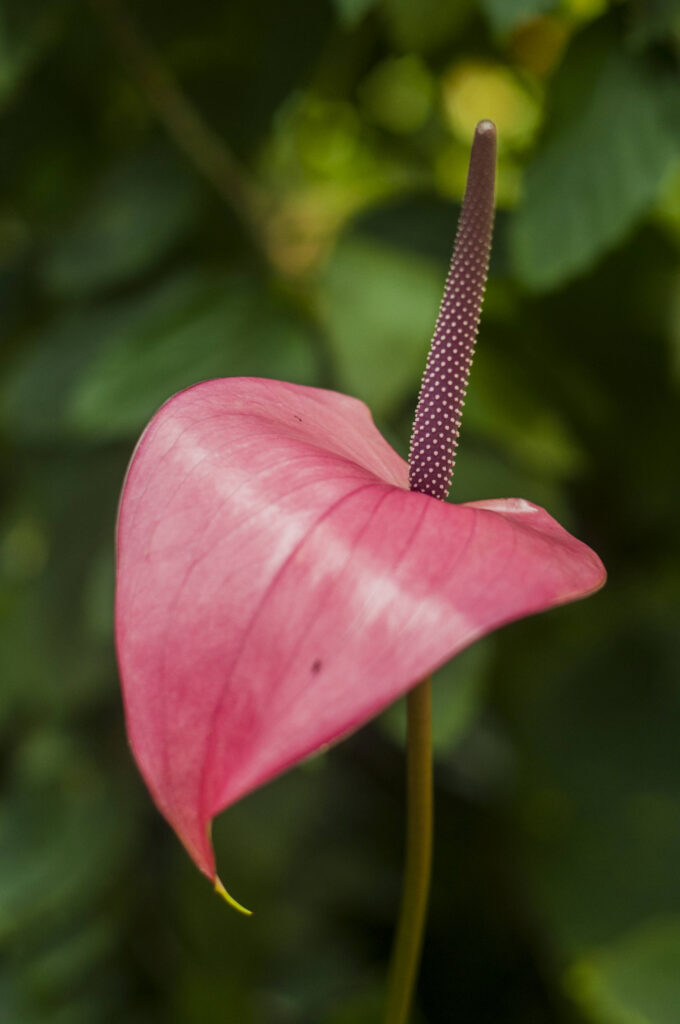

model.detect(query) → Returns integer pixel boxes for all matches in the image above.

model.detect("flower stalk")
[385,120,498,1022]
[384,678,433,1024]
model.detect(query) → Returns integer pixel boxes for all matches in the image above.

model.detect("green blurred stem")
[88,0,267,253]
[384,678,433,1024]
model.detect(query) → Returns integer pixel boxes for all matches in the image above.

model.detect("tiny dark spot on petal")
[311,659,322,674]
[294,415,303,422]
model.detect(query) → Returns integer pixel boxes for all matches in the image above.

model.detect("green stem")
[384,678,434,1024]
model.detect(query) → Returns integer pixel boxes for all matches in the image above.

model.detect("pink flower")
[115,122,605,909]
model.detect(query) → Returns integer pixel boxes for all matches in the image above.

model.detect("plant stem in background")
[384,677,433,1024]
[88,0,268,255]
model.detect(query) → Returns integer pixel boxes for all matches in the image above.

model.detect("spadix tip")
[475,119,496,139]
[214,876,253,916]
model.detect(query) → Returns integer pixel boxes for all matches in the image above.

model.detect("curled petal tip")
[214,877,253,916]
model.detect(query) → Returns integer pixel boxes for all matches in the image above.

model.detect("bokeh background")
[1,0,679,1021]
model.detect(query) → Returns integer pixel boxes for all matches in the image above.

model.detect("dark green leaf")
[479,0,560,35]
[381,0,473,51]
[569,919,680,1024]
[464,347,585,477]
[3,270,317,442]
[0,2,64,109]
[628,0,680,44]
[40,152,201,297]
[332,0,380,27]
[511,46,679,290]
[320,236,443,418]
[67,274,317,439]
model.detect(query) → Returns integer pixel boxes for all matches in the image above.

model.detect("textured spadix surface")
[116,376,605,880]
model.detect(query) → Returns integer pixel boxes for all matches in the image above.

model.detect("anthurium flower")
[115,122,605,908]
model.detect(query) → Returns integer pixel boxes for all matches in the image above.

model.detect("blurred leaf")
[82,548,115,643]
[40,151,202,297]
[464,347,585,478]
[514,600,680,954]
[2,319,116,444]
[205,767,356,1023]
[325,985,384,1023]
[628,0,680,43]
[381,0,473,52]
[0,731,140,1019]
[3,269,317,442]
[13,919,114,1010]
[359,56,434,135]
[479,0,560,35]
[319,236,443,418]
[451,444,571,525]
[671,270,680,382]
[0,740,134,943]
[380,638,494,754]
[569,918,680,1024]
[333,0,380,27]
[511,44,679,290]
[0,451,127,724]
[68,274,317,439]
[2,272,199,442]
[0,3,63,109]
[173,966,256,1024]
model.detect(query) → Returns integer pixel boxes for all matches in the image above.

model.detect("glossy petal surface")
[116,377,605,878]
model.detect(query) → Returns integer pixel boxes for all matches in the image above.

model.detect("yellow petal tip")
[214,877,253,916]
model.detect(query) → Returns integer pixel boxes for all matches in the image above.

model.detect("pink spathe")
[116,375,605,880]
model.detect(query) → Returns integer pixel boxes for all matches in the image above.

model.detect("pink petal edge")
[115,378,605,880]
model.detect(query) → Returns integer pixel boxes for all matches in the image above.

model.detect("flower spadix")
[115,121,605,906]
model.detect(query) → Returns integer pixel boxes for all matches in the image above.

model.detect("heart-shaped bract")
[116,376,605,885]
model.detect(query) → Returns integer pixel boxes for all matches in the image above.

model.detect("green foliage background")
[1,0,679,1021]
